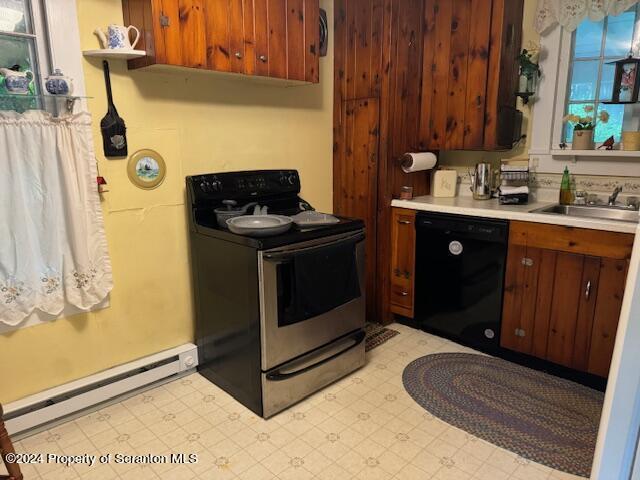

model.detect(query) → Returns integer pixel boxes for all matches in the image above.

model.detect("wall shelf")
[83,49,146,60]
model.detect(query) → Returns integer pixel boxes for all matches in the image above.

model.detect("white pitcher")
[95,24,140,50]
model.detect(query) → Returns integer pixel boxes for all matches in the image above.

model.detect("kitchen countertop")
[391,196,638,234]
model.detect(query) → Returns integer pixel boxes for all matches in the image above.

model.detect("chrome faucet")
[609,186,623,206]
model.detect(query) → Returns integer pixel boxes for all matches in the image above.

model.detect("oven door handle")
[263,232,365,262]
[265,330,365,381]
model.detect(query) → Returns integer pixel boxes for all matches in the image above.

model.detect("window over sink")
[564,5,640,144]
[530,5,640,176]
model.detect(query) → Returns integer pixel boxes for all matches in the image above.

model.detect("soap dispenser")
[559,166,574,205]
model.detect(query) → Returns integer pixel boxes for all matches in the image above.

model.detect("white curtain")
[0,110,112,326]
[536,0,640,34]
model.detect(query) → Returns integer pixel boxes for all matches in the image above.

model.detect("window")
[0,0,51,110]
[564,5,640,144]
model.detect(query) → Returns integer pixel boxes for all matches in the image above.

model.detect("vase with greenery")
[563,105,610,150]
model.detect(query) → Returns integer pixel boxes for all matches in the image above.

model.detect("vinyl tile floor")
[5,324,585,480]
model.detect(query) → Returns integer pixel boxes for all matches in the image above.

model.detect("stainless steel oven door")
[258,230,365,371]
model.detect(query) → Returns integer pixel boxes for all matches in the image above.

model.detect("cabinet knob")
[259,55,268,62]
[235,52,243,59]
[585,280,592,300]
[399,291,409,297]
[398,220,411,225]
[521,257,534,267]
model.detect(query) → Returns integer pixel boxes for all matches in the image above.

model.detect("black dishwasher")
[413,212,509,352]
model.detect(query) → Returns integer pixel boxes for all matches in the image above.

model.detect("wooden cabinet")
[418,0,523,151]
[389,208,416,318]
[122,0,320,83]
[501,221,633,377]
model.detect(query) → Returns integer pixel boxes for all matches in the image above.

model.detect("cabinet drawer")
[390,281,413,308]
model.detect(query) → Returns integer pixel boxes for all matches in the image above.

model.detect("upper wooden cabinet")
[501,221,633,378]
[418,0,523,151]
[122,0,320,83]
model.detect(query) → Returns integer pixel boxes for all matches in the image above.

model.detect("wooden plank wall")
[334,0,429,324]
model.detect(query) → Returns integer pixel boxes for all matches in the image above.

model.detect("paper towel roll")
[401,152,437,173]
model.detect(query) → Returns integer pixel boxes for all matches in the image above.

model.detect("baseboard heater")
[4,343,198,437]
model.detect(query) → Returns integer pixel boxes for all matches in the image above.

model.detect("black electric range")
[186,170,367,418]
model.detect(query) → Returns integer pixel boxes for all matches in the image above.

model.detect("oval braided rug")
[402,353,604,477]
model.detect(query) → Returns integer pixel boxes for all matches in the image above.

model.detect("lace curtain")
[536,0,640,34]
[0,110,112,325]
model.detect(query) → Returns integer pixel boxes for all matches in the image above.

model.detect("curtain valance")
[536,0,640,34]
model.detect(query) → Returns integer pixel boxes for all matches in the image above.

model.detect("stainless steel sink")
[531,204,640,223]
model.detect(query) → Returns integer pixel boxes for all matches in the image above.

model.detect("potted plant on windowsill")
[563,106,610,150]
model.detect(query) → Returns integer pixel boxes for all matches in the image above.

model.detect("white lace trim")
[536,0,640,34]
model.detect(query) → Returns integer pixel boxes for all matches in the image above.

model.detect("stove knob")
[200,181,209,192]
[287,174,296,185]
[211,180,221,192]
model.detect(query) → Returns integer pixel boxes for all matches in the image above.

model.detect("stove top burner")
[187,170,364,249]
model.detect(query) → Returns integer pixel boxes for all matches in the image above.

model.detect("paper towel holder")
[399,152,439,174]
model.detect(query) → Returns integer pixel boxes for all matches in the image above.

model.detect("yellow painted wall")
[0,0,334,403]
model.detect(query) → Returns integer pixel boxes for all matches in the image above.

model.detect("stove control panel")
[188,170,301,204]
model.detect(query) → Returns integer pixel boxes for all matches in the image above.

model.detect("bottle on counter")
[559,166,574,205]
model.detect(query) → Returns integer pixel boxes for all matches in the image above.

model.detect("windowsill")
[548,149,640,158]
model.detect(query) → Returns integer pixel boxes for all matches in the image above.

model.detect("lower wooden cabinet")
[501,221,633,377]
[389,208,416,318]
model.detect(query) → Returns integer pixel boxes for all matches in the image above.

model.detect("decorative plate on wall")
[127,149,166,189]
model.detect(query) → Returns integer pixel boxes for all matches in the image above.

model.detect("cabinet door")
[546,252,584,368]
[501,246,541,355]
[287,0,305,80]
[572,256,601,371]
[180,0,208,67]
[205,0,232,71]
[390,208,416,318]
[303,0,320,83]
[242,0,256,75]
[419,0,492,150]
[152,0,207,67]
[253,0,270,76]
[588,258,628,377]
[153,0,184,65]
[268,0,288,78]
[229,0,246,73]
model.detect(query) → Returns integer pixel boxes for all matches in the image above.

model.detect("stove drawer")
[261,329,365,418]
